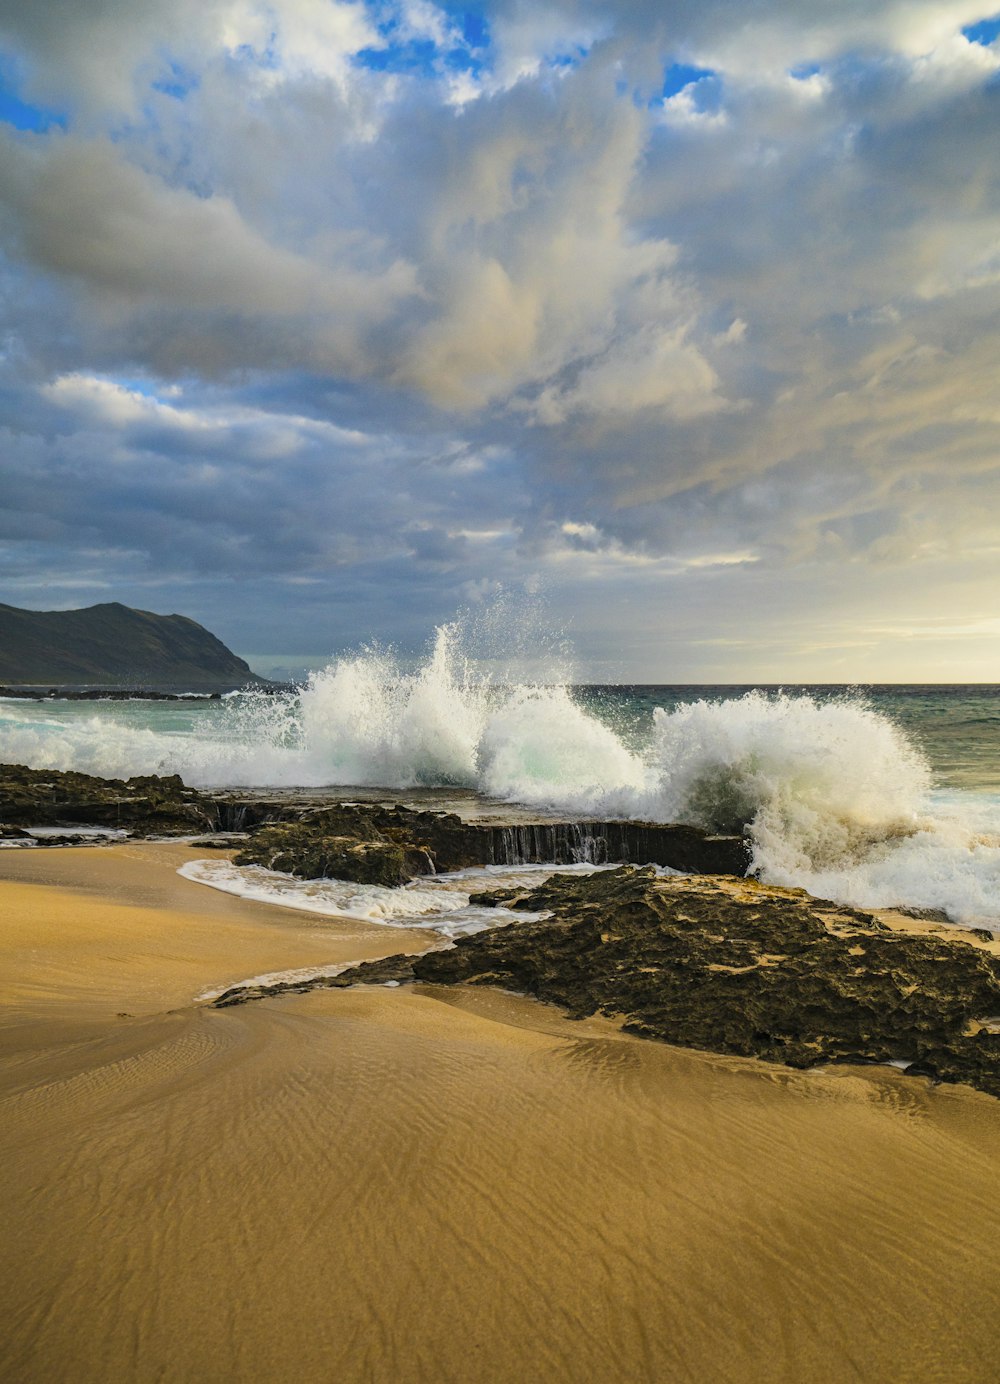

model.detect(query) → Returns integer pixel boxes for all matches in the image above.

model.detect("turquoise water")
[7,680,1000,791]
[576,685,1000,795]
[2,666,999,925]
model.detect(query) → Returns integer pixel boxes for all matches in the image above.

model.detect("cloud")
[0,0,378,114]
[0,0,999,677]
[532,324,725,424]
[0,130,418,376]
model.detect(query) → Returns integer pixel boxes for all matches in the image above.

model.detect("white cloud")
[0,0,379,114]
[43,374,169,426]
[41,372,376,450]
[660,86,729,129]
[0,131,419,374]
[231,0,378,86]
[1,0,1000,675]
[533,324,725,425]
[669,0,996,83]
[487,8,609,87]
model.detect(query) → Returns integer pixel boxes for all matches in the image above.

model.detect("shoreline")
[3,843,1000,1380]
[0,841,441,1029]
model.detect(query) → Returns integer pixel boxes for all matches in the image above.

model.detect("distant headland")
[0,601,267,692]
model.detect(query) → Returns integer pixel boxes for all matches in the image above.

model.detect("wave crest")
[647,691,931,870]
[5,621,1000,923]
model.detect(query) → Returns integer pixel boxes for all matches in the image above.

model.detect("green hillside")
[0,602,261,689]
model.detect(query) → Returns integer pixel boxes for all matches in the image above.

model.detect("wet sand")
[0,841,437,1030]
[3,846,1000,1382]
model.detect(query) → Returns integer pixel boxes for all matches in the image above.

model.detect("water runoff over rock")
[2,614,1000,926]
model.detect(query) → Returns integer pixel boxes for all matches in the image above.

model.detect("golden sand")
[2,844,1000,1383]
[0,841,436,1027]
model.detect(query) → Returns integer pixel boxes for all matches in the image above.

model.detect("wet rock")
[236,825,434,887]
[0,763,217,834]
[1,762,749,874]
[25,833,120,848]
[0,686,224,701]
[213,955,417,1007]
[181,833,252,849]
[232,867,1000,1100]
[230,802,747,881]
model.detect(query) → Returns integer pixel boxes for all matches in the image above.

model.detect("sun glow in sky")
[1,0,999,681]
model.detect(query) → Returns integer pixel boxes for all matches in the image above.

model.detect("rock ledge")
[215,866,1000,1099]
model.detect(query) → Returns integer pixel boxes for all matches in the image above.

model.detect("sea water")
[2,623,999,927]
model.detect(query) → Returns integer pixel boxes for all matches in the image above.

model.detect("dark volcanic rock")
[0,687,224,701]
[0,769,748,870]
[236,822,434,887]
[414,867,1000,1095]
[0,763,218,834]
[219,867,1000,1099]
[232,803,747,881]
[214,954,418,1007]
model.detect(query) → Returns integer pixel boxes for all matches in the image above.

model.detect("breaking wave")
[3,621,1000,924]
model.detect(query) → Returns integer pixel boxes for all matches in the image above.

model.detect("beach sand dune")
[2,845,1000,1383]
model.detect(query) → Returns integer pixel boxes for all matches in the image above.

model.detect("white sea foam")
[195,961,360,1002]
[26,825,130,839]
[636,693,1000,926]
[178,859,603,938]
[5,623,1000,926]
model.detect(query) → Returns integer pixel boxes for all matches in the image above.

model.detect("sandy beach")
[3,844,1000,1383]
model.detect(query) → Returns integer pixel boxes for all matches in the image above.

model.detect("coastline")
[0,841,439,1031]
[3,844,1000,1381]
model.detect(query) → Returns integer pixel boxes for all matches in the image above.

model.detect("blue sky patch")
[113,378,165,400]
[661,63,715,99]
[462,11,488,49]
[963,14,1000,45]
[356,6,485,80]
[357,37,441,75]
[152,62,200,101]
[0,59,67,131]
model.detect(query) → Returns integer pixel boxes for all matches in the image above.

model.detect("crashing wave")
[3,622,1000,924]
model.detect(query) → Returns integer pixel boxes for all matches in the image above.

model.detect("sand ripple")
[3,843,1000,1382]
[3,987,1000,1383]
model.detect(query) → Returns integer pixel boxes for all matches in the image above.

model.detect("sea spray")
[293,626,489,786]
[477,685,645,810]
[642,693,1000,923]
[646,691,932,868]
[4,619,1000,923]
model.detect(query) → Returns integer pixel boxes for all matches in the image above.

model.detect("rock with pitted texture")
[418,867,1000,1094]
[0,763,217,834]
[236,822,434,887]
[232,803,747,880]
[214,866,1000,1099]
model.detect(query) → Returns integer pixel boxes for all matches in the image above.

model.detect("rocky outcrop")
[214,867,1000,1099]
[233,804,748,879]
[0,765,748,875]
[0,687,225,701]
[0,764,218,834]
[237,822,435,887]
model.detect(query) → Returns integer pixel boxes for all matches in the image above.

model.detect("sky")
[0,0,999,682]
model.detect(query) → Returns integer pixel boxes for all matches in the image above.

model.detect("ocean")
[2,624,999,929]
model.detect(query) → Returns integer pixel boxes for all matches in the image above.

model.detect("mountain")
[0,602,263,690]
